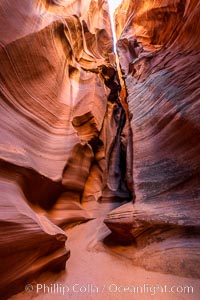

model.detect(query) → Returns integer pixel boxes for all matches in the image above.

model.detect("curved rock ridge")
[0,160,69,300]
[105,0,200,277]
[105,201,200,278]
[0,0,131,298]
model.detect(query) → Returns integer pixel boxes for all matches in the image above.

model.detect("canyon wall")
[1,0,200,298]
[105,0,200,277]
[0,1,130,298]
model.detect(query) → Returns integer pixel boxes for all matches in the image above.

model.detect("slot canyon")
[0,0,200,299]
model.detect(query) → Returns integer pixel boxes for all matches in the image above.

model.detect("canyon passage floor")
[10,203,200,300]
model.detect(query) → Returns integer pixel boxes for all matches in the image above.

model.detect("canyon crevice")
[0,0,200,299]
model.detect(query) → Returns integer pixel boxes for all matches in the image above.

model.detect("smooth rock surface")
[105,201,200,278]
[105,0,200,277]
[0,1,130,298]
[0,163,69,300]
[1,0,200,298]
[8,211,200,300]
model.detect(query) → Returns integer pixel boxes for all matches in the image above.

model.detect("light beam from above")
[107,0,122,52]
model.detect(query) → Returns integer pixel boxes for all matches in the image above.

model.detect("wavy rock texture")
[105,0,200,277]
[0,0,131,298]
[0,162,69,299]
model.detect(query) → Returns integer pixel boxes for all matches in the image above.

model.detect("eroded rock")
[105,0,200,278]
[0,0,131,298]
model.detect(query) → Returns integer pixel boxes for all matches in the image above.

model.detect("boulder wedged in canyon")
[105,0,200,278]
[0,0,131,298]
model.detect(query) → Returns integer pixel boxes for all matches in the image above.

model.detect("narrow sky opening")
[107,0,122,52]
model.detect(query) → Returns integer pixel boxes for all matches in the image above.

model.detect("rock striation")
[105,0,200,278]
[0,162,69,299]
[0,0,130,298]
[1,0,200,297]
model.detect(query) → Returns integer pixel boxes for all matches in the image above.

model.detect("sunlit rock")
[0,0,130,298]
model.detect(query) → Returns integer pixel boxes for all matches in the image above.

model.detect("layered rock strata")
[0,0,131,298]
[0,164,69,299]
[105,0,200,277]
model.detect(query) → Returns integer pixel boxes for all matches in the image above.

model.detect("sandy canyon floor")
[10,203,200,300]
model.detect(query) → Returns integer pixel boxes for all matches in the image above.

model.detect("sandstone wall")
[105,0,200,278]
[0,1,130,298]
